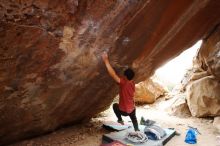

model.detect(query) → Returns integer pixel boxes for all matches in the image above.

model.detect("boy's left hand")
[101,52,108,62]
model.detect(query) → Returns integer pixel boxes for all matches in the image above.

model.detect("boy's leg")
[129,109,139,131]
[113,103,123,123]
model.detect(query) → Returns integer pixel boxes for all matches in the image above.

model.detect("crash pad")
[102,121,132,131]
[102,125,175,146]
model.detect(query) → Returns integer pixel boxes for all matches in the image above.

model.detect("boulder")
[135,82,156,104]
[197,28,220,80]
[185,25,220,117]
[186,76,220,117]
[213,117,220,134]
[134,78,166,104]
[168,93,191,117]
[1,0,220,145]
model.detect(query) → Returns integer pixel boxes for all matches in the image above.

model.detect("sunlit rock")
[0,0,220,145]
[213,117,220,134]
[168,93,191,117]
[134,77,167,104]
[186,76,220,117]
[186,25,220,117]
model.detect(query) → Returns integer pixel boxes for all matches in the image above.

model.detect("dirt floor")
[10,97,220,146]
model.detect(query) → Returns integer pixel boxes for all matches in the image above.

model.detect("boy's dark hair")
[124,68,135,80]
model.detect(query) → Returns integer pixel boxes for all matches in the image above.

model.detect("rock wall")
[197,25,220,80]
[0,0,220,145]
[186,25,220,117]
[187,76,220,117]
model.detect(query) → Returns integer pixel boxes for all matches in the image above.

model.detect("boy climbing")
[102,52,139,131]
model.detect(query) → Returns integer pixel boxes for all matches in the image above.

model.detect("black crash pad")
[102,125,175,146]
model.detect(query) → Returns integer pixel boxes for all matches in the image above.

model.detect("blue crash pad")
[102,121,132,131]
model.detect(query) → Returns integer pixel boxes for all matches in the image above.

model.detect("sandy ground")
[10,98,220,146]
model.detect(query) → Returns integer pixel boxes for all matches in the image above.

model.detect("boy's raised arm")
[102,52,120,83]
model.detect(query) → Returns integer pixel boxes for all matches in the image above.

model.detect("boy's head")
[124,68,135,80]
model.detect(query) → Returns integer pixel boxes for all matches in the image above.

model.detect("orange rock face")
[134,77,167,104]
[0,0,220,145]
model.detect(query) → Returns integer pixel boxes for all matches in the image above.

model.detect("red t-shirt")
[118,77,135,113]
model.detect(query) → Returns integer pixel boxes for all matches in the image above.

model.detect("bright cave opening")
[155,40,203,91]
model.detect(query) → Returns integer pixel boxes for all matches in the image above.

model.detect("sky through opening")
[155,40,203,86]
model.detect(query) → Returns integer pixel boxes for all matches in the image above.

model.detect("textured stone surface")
[186,76,220,117]
[213,117,220,134]
[185,25,220,117]
[134,77,166,104]
[168,93,191,117]
[1,0,220,145]
[197,25,220,80]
